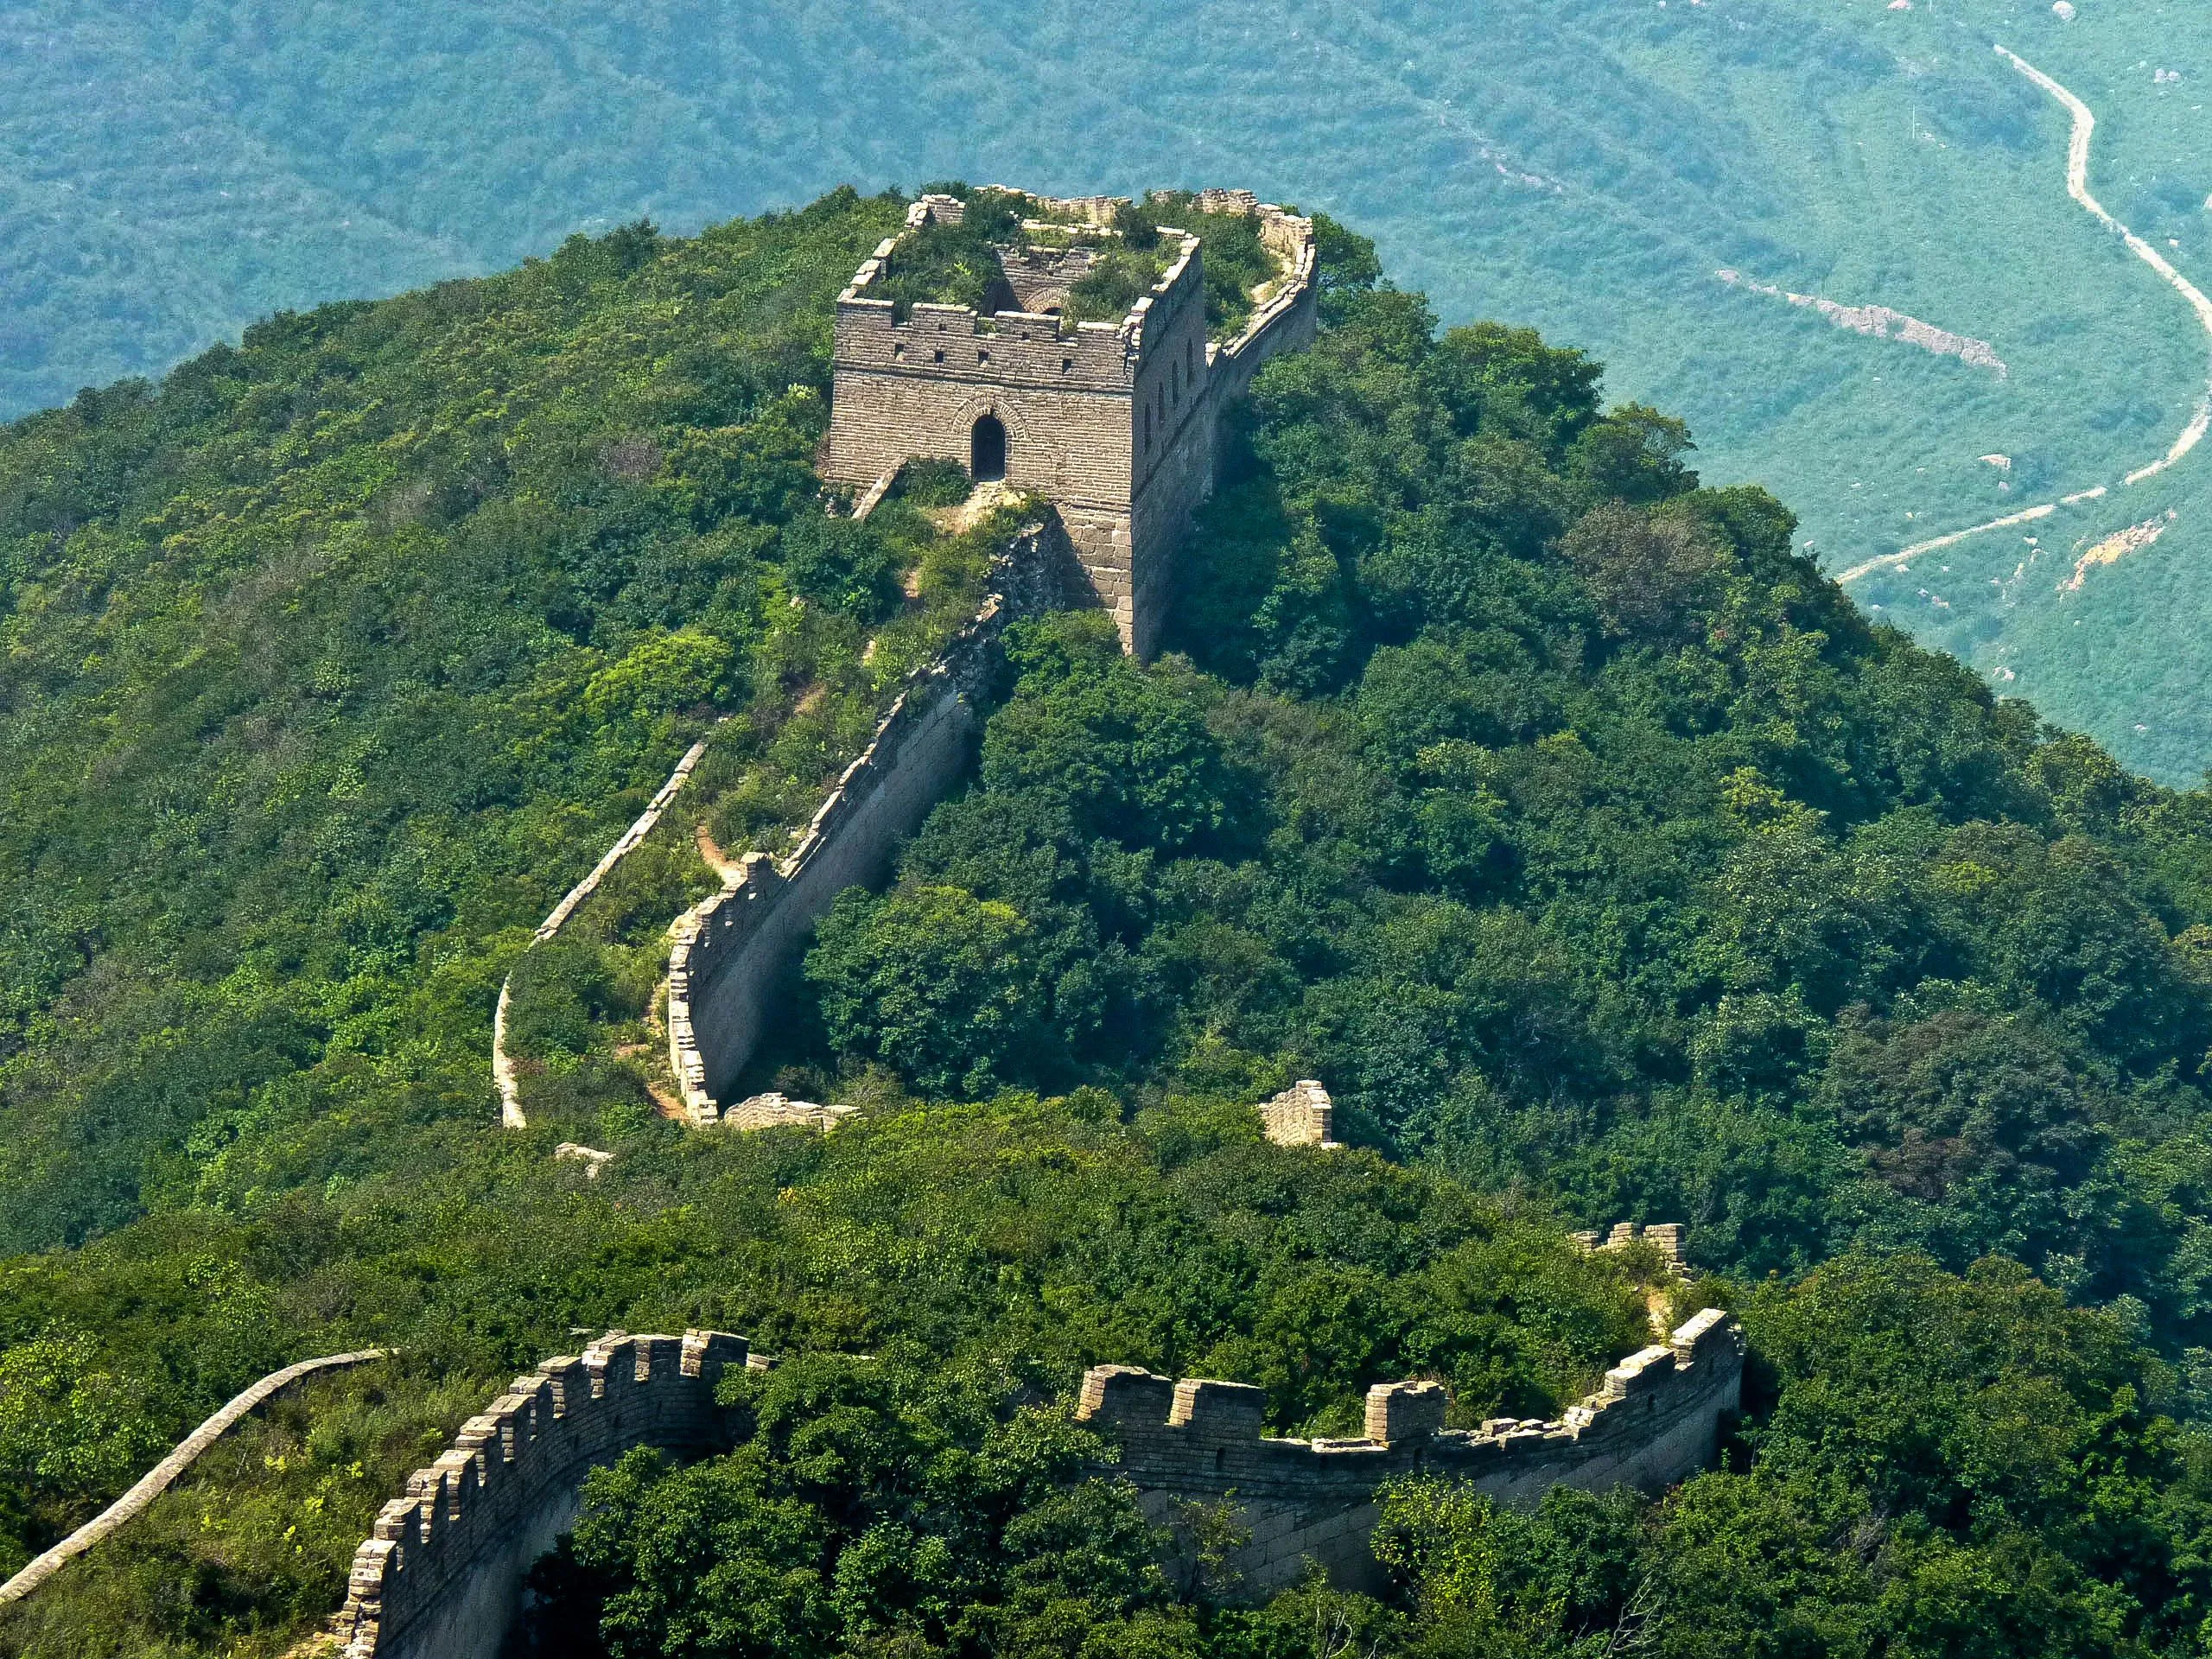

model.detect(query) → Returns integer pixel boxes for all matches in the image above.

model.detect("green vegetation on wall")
[10,0,2212,772]
[4,191,2212,1659]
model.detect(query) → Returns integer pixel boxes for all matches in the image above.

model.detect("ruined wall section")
[1123,232,1214,657]
[333,1332,747,1659]
[1207,207,1320,411]
[999,245,1102,314]
[1079,1308,1743,1594]
[666,518,1084,1122]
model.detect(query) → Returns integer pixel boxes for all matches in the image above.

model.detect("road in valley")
[1835,46,2212,586]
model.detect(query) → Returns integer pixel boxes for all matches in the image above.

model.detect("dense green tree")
[808,884,1053,1096]
[8,191,2212,1659]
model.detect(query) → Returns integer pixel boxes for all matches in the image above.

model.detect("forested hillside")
[6,194,2212,1656]
[10,0,2212,775]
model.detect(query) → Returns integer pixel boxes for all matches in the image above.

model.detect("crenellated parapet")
[665,517,1087,1122]
[332,1331,751,1659]
[823,184,1315,657]
[1078,1308,1744,1592]
[329,1311,1742,1646]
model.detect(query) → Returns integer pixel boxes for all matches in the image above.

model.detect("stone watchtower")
[820,188,1318,656]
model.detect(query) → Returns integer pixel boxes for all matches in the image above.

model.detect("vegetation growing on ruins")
[502,1255,2212,1659]
[1060,244,1175,327]
[867,184,1284,336]
[8,190,2212,1655]
[869,192,1030,321]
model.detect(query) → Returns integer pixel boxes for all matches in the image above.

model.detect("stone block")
[1604,1345,1677,1396]
[1363,1380,1447,1443]
[1076,1364,1176,1427]
[1169,1378,1267,1439]
[1258,1080,1338,1147]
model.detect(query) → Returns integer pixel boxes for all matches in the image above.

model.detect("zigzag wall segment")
[1077,1308,1745,1595]
[330,1312,1740,1649]
[665,517,1085,1122]
[332,1332,749,1659]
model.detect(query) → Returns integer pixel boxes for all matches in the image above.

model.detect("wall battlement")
[333,1332,748,1659]
[332,1312,1739,1651]
[1079,1308,1745,1593]
[823,187,1315,655]
[666,516,1086,1121]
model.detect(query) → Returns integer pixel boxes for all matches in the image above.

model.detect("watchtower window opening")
[971,414,1007,482]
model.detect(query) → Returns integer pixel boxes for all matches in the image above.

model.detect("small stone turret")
[1258,1079,1340,1147]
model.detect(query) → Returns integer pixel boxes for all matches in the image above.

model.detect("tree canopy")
[3,193,2212,1659]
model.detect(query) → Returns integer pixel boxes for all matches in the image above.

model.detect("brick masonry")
[1258,1079,1341,1147]
[821,188,1317,656]
[331,1332,750,1659]
[0,1349,391,1608]
[664,517,1087,1122]
[327,1307,1738,1651]
[1078,1307,1745,1595]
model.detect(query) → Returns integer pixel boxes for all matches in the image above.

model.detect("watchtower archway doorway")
[970,413,1007,482]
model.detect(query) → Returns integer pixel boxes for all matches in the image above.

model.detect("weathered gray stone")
[1078,1308,1745,1597]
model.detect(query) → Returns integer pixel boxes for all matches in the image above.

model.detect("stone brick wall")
[1206,206,1320,410]
[665,518,1085,1122]
[329,1312,1738,1649]
[0,1349,391,1609]
[1573,1220,1688,1274]
[332,1332,748,1659]
[820,190,1316,656]
[1078,1308,1744,1594]
[494,729,717,1128]
[1123,235,1215,656]
[1257,1079,1340,1147]
[999,245,1102,315]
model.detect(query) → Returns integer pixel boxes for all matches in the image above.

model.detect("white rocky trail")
[1837,47,2212,586]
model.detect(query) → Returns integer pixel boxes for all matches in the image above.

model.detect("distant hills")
[6,0,2212,775]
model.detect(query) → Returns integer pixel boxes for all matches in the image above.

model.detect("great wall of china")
[314,1294,1738,1656]
[31,189,1758,1656]
[499,187,1321,1130]
[664,517,1084,1122]
[332,1332,750,1659]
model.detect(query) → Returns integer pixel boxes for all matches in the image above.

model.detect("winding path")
[0,1349,390,1607]
[495,727,721,1129]
[1836,46,2212,586]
